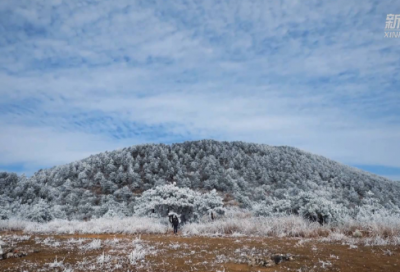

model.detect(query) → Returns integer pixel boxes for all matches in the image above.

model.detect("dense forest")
[1,140,399,223]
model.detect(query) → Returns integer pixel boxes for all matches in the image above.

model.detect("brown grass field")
[0,230,399,271]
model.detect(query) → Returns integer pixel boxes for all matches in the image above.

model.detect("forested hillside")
[1,140,399,223]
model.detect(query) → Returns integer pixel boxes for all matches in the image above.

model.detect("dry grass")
[1,213,400,245]
[1,231,400,271]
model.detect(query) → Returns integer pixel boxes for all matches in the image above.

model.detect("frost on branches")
[134,184,225,223]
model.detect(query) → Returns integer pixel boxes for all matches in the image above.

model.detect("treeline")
[0,140,399,223]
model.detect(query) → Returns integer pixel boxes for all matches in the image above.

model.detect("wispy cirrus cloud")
[0,0,399,179]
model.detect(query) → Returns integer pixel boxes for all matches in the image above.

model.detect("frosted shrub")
[182,214,322,237]
[393,236,400,246]
[23,217,167,234]
[363,236,388,246]
[318,259,332,269]
[298,196,345,225]
[252,202,273,217]
[81,239,101,251]
[132,235,142,245]
[321,232,347,242]
[12,235,30,241]
[0,219,27,231]
[169,242,181,249]
[128,244,147,265]
[97,251,112,265]
[352,230,362,238]
[46,256,64,268]
[252,199,294,217]
[104,238,119,246]
[25,199,54,223]
[42,237,61,247]
[67,238,87,245]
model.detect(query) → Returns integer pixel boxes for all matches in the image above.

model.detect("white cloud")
[0,0,399,175]
[0,125,132,167]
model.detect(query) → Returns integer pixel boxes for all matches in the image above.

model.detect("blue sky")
[0,0,399,180]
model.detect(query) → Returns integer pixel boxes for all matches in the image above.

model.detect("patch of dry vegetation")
[1,231,400,272]
[2,212,400,246]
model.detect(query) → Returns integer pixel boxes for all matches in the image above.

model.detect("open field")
[1,231,399,272]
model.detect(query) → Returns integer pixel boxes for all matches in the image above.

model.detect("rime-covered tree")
[134,184,224,223]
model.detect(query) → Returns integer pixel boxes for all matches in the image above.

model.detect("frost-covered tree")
[1,140,400,222]
[135,184,224,223]
[114,186,134,202]
[25,199,54,223]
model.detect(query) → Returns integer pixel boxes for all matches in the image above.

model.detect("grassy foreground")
[0,231,399,272]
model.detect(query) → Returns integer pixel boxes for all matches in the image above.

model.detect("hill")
[1,140,399,222]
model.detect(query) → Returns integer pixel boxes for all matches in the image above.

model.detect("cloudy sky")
[0,0,399,180]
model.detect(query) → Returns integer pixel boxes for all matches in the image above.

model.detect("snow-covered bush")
[299,197,345,225]
[24,199,54,223]
[97,251,112,265]
[81,239,102,251]
[181,214,321,237]
[46,257,64,268]
[252,198,293,217]
[0,218,27,231]
[134,184,224,223]
[128,244,147,265]
[23,216,167,234]
[127,237,156,266]
[252,201,273,217]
